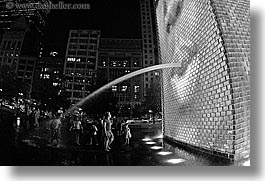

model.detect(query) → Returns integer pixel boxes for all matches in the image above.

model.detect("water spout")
[65,63,181,115]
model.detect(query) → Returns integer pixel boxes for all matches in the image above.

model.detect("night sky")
[44,0,141,57]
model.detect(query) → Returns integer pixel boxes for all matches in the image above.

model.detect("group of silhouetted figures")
[50,111,132,152]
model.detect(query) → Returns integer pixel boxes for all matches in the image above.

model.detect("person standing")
[103,112,114,152]
[50,114,62,144]
[89,121,98,146]
[70,115,83,146]
[123,123,132,145]
[34,108,40,128]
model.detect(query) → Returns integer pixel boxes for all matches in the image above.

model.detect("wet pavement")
[0,111,249,166]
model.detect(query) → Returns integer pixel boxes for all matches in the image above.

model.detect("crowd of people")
[9,99,132,152]
[51,111,132,152]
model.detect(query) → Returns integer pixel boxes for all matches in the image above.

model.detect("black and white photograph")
[0,0,251,168]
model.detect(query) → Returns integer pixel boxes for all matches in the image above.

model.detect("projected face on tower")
[158,0,200,103]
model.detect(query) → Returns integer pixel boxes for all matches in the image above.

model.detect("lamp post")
[16,92,23,128]
[148,109,153,124]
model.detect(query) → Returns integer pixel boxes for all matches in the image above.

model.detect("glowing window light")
[121,85,127,91]
[145,141,156,145]
[242,160,250,166]
[154,134,163,139]
[111,85,117,92]
[166,159,185,164]
[157,151,172,156]
[142,138,152,141]
[17,117,20,127]
[150,146,163,150]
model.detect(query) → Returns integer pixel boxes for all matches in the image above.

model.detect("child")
[124,123,132,145]
[89,122,98,146]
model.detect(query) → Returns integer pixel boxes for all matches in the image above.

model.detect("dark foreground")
[0,110,249,166]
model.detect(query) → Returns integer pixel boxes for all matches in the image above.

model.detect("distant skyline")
[43,0,141,57]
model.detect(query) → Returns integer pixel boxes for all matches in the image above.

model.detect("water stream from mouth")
[64,63,181,115]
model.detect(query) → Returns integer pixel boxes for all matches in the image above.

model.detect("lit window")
[43,74,50,79]
[67,57,75,62]
[53,82,59,86]
[111,86,117,92]
[112,61,117,67]
[122,86,127,92]
[134,85,140,93]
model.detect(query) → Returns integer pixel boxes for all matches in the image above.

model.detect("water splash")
[65,63,181,115]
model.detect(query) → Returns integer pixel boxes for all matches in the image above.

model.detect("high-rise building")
[139,0,159,97]
[32,56,64,101]
[0,0,49,34]
[98,38,143,111]
[63,30,100,104]
[0,16,43,98]
[0,16,27,68]
[0,0,49,98]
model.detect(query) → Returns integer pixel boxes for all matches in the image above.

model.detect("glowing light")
[157,151,172,156]
[150,146,163,150]
[242,160,250,166]
[166,159,185,164]
[154,134,163,139]
[145,141,156,145]
[17,117,20,127]
[142,138,152,141]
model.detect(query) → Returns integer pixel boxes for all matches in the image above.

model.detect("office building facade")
[0,0,49,33]
[63,30,100,104]
[0,16,44,98]
[32,56,64,100]
[98,38,144,110]
[139,0,159,97]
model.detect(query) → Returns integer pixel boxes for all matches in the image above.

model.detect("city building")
[0,16,44,98]
[0,16,28,68]
[16,55,36,96]
[32,56,64,101]
[63,30,100,104]
[0,0,50,36]
[98,38,143,111]
[139,0,159,96]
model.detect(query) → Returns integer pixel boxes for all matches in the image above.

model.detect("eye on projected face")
[164,0,183,34]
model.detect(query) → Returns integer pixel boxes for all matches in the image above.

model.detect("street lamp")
[148,109,153,123]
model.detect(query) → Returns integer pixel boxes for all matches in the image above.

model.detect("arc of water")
[65,63,181,115]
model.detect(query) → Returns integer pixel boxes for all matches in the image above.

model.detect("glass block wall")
[156,0,250,161]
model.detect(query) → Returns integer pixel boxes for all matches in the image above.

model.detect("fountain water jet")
[64,63,181,115]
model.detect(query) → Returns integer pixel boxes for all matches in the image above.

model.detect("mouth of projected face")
[170,63,192,102]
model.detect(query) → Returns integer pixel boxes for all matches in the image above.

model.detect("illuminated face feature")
[161,0,199,103]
